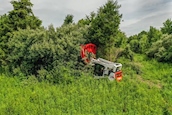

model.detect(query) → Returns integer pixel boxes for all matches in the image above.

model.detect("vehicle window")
[116,67,120,72]
[94,64,104,76]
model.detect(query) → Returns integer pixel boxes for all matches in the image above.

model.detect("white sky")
[0,0,172,36]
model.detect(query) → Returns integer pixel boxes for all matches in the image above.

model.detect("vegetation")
[86,0,122,60]
[0,0,172,114]
[0,55,172,114]
[0,0,42,67]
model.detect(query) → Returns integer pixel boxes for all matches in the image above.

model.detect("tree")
[128,27,162,54]
[129,39,139,53]
[0,15,9,66]
[0,0,42,66]
[63,14,74,25]
[9,0,42,29]
[114,31,127,48]
[86,0,122,60]
[161,19,172,34]
[147,34,172,62]
[147,26,162,46]
[139,34,148,53]
[78,12,96,26]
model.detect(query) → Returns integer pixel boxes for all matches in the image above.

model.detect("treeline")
[0,0,172,83]
[128,19,172,62]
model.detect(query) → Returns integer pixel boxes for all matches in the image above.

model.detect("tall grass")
[0,54,171,114]
[0,70,171,114]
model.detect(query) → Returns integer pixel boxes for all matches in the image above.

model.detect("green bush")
[6,24,87,81]
[147,34,172,62]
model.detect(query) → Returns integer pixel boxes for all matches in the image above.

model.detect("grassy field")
[0,55,172,115]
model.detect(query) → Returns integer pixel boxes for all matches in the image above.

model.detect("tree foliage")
[128,27,162,54]
[147,26,162,46]
[86,0,122,60]
[1,1,172,114]
[78,12,96,27]
[161,19,172,34]
[0,0,42,66]
[147,34,172,62]
[1,0,172,85]
[9,0,41,30]
[0,0,41,36]
[6,24,87,82]
[63,14,74,25]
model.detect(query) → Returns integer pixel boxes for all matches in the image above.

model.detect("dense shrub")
[147,34,172,62]
[6,24,87,80]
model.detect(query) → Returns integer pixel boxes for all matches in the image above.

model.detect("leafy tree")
[129,39,139,53]
[86,0,122,60]
[0,15,9,66]
[161,19,172,34]
[78,12,96,26]
[127,34,138,43]
[0,0,42,67]
[114,31,127,48]
[147,26,162,46]
[0,0,41,35]
[139,34,148,53]
[63,14,74,25]
[128,27,162,54]
[147,34,172,62]
[9,0,41,29]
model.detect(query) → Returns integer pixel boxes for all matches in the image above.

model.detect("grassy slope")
[0,55,172,115]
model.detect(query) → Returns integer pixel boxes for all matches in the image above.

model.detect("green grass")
[0,55,172,115]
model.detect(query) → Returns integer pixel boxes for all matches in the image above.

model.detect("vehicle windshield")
[116,67,121,72]
[94,64,104,76]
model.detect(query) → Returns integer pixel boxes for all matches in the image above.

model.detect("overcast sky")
[0,0,172,36]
